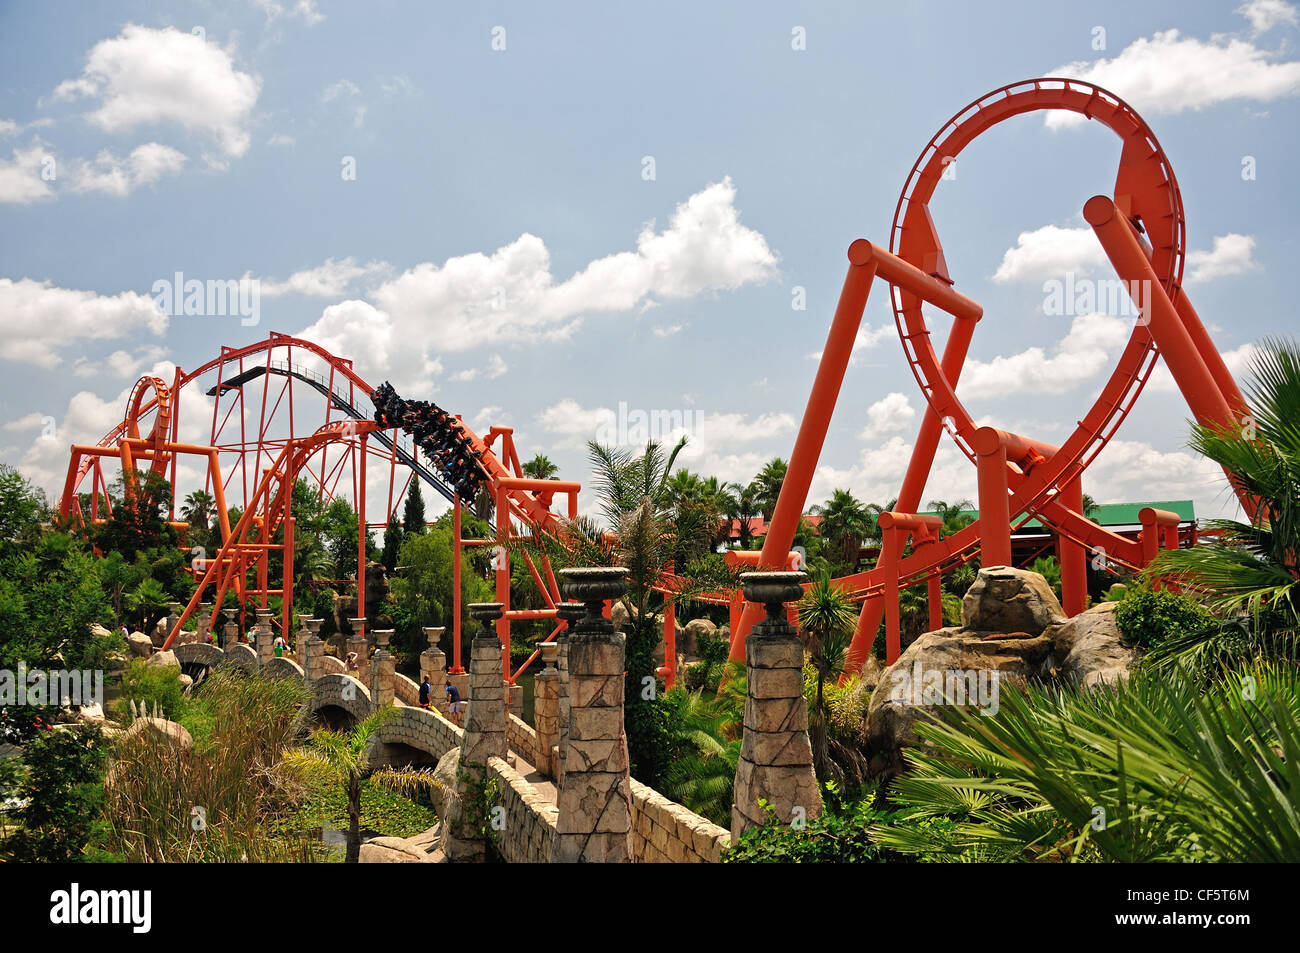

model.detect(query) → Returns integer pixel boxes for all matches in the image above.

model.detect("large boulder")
[1045,601,1135,688]
[866,625,1054,775]
[146,649,180,671]
[680,618,716,659]
[431,747,460,817]
[359,833,439,863]
[123,717,193,751]
[127,633,154,658]
[610,601,638,630]
[961,566,1066,635]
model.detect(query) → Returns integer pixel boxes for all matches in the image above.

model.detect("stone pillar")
[444,603,508,863]
[195,603,213,644]
[534,642,560,777]
[346,617,369,682]
[553,601,583,785]
[222,620,239,650]
[370,629,396,708]
[731,571,821,840]
[301,619,325,680]
[420,626,447,692]
[255,608,275,665]
[506,679,524,718]
[552,569,633,864]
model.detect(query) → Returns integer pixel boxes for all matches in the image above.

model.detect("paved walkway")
[508,749,557,804]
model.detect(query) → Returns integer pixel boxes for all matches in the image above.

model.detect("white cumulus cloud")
[859,392,917,442]
[0,278,168,368]
[52,24,261,160]
[1047,29,1300,129]
[299,178,777,393]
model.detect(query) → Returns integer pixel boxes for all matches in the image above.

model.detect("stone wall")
[319,655,347,675]
[629,779,731,863]
[370,704,464,763]
[506,713,539,766]
[394,673,420,707]
[486,756,558,864]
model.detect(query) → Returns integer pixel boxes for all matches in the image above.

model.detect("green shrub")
[1,722,107,862]
[724,783,905,863]
[1114,586,1215,650]
[113,658,186,724]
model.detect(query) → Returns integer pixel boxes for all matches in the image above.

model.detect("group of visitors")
[370,381,489,499]
[418,673,463,725]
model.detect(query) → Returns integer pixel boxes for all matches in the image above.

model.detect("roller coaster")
[58,79,1254,685]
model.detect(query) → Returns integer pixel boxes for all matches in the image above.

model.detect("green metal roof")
[917,500,1196,529]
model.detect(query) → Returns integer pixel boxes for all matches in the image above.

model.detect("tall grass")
[102,667,320,862]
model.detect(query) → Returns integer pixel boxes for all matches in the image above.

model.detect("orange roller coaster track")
[59,79,1254,683]
[729,78,1254,669]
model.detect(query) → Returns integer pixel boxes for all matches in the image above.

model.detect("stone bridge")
[165,588,819,865]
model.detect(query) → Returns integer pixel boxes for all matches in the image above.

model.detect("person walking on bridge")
[418,675,433,710]
[445,680,462,726]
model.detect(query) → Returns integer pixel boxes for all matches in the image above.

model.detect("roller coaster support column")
[728,242,878,662]
[357,433,368,623]
[452,494,464,674]
[1084,196,1236,432]
[1139,506,1182,591]
[878,512,941,664]
[1058,476,1088,616]
[496,483,511,683]
[973,428,1016,569]
[840,244,983,673]
[283,516,295,640]
[655,562,677,689]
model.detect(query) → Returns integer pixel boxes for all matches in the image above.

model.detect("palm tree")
[1149,337,1300,660]
[180,489,216,530]
[522,453,559,481]
[294,531,338,601]
[750,458,787,521]
[660,688,742,826]
[811,489,873,573]
[797,574,858,782]
[282,707,442,863]
[725,481,761,549]
[927,498,975,537]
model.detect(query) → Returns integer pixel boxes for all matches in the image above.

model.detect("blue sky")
[1,0,1297,525]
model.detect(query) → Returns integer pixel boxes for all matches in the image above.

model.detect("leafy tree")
[389,519,493,670]
[125,578,170,632]
[1,723,107,863]
[1031,555,1062,601]
[0,532,114,671]
[402,479,426,536]
[659,687,741,826]
[91,471,176,561]
[282,708,441,863]
[380,512,404,573]
[0,464,48,558]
